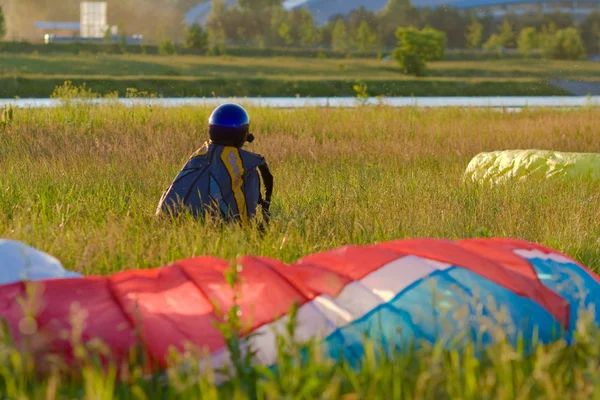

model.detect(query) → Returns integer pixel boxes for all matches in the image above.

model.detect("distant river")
[2,96,600,109]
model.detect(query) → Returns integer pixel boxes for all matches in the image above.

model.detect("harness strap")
[257,162,273,224]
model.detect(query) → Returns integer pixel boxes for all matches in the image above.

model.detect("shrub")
[483,20,516,56]
[184,23,209,52]
[541,27,586,60]
[393,26,447,76]
[159,39,177,56]
[483,34,504,51]
[517,27,539,57]
[465,17,483,49]
[580,11,600,55]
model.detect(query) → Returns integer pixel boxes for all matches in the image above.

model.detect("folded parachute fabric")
[0,239,82,285]
[464,149,600,185]
[0,238,599,380]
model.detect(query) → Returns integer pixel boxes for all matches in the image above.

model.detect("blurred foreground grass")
[1,103,600,398]
[3,304,600,399]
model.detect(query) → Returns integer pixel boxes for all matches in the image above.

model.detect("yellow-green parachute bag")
[464,150,600,185]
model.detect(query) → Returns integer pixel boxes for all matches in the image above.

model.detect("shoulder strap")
[257,161,273,224]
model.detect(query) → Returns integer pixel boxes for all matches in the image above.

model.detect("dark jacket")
[156,142,273,223]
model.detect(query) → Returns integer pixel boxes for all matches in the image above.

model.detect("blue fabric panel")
[527,257,600,338]
[444,268,563,348]
[321,267,563,366]
[323,304,424,368]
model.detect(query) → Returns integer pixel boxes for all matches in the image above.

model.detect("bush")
[541,27,586,60]
[393,26,447,76]
[159,39,177,56]
[482,34,504,52]
[184,23,209,52]
[517,27,539,57]
[580,11,600,55]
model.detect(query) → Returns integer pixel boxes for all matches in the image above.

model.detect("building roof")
[34,22,81,30]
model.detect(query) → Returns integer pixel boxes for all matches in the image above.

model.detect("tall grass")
[1,104,600,397]
[3,54,600,80]
[0,77,567,98]
[1,104,598,273]
[1,54,594,97]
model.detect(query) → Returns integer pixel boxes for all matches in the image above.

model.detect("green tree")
[278,22,293,46]
[517,27,539,57]
[482,33,503,51]
[503,10,574,35]
[184,23,209,51]
[466,17,483,49]
[482,19,515,52]
[542,21,558,35]
[355,20,377,51]
[297,11,320,47]
[419,6,467,48]
[159,39,177,55]
[206,0,229,50]
[317,17,338,48]
[346,6,378,35]
[379,0,418,48]
[541,27,586,60]
[543,11,575,31]
[393,26,446,76]
[498,19,515,48]
[237,0,281,9]
[331,19,349,52]
[580,12,600,55]
[421,26,447,60]
[1,6,7,41]
[286,9,318,47]
[227,0,281,45]
[268,7,288,46]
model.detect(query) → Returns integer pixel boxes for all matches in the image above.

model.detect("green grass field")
[3,53,599,97]
[1,105,600,398]
[8,54,600,79]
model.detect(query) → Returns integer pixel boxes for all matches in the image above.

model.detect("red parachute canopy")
[0,238,598,377]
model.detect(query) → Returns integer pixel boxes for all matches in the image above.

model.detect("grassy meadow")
[1,103,600,398]
[2,104,600,273]
[3,53,598,97]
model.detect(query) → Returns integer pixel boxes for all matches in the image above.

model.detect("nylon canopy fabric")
[464,150,600,185]
[0,239,82,285]
[156,142,267,222]
[1,238,599,379]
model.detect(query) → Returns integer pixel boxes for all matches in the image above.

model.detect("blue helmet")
[208,103,254,147]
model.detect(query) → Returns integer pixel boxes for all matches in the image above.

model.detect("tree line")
[0,6,5,41]
[189,0,600,57]
[1,0,598,61]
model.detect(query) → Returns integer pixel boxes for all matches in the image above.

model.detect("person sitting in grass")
[156,103,273,226]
